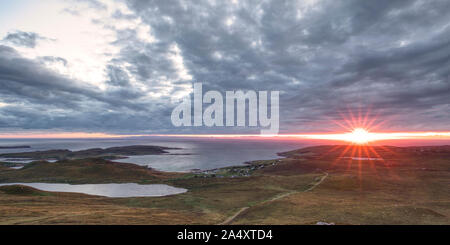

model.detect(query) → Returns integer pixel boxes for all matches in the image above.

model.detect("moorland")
[0,144,448,225]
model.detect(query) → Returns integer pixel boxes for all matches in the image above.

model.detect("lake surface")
[0,183,187,197]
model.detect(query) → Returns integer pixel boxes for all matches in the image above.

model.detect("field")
[0,145,449,225]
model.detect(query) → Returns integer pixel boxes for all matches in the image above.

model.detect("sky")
[0,0,449,135]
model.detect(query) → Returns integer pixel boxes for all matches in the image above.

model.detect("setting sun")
[345,128,373,144]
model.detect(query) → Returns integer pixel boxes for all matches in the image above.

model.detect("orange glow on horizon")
[150,131,450,142]
[331,128,377,144]
[0,131,449,142]
[1,109,449,142]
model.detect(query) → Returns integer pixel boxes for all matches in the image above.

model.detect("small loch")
[0,183,187,197]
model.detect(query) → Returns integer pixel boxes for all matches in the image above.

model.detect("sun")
[346,128,373,144]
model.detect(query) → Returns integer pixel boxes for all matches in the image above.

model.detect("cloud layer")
[0,0,449,134]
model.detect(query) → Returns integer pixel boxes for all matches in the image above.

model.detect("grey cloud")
[0,45,176,133]
[78,0,107,10]
[2,31,51,48]
[106,65,130,86]
[117,0,448,132]
[39,56,68,67]
[62,0,108,17]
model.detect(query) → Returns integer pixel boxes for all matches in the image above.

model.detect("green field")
[0,145,448,224]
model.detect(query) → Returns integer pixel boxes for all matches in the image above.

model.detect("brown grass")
[0,145,449,224]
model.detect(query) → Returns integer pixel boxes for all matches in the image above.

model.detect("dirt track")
[219,171,329,225]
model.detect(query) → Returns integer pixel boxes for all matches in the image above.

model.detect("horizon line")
[0,131,449,142]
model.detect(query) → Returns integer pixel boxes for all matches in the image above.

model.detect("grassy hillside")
[0,158,182,184]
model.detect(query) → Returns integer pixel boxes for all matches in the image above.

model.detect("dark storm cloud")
[0,0,449,133]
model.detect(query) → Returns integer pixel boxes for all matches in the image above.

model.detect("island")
[0,145,179,161]
[0,145,31,149]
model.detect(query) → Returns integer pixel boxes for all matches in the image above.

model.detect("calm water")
[0,137,307,172]
[0,137,448,172]
[0,183,187,197]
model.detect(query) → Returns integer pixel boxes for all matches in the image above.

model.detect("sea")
[0,137,307,172]
[0,137,448,172]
